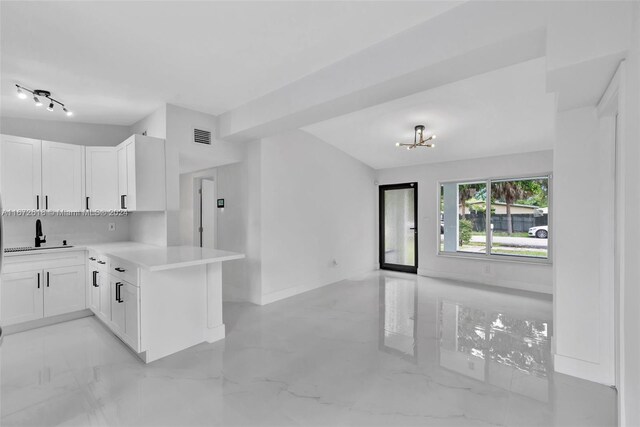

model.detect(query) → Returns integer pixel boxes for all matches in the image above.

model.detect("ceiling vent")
[193,128,212,145]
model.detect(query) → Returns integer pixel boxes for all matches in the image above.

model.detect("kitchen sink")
[4,245,74,253]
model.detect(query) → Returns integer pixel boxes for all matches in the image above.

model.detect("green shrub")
[459,219,473,246]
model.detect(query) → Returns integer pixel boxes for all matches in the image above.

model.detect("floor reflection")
[379,275,553,403]
[439,300,551,402]
[378,276,417,362]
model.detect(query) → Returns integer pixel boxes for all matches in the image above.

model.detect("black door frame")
[379,182,418,274]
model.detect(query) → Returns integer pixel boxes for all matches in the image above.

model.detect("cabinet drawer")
[4,250,85,273]
[108,258,138,286]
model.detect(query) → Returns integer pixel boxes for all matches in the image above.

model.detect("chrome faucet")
[35,219,46,248]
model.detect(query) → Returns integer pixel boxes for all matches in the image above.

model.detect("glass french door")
[379,183,418,273]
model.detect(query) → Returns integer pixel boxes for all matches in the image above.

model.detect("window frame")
[436,173,553,265]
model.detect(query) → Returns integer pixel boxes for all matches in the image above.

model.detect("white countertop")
[103,245,245,272]
[5,241,245,272]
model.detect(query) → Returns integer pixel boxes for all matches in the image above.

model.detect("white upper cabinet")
[0,133,166,212]
[0,135,42,210]
[42,140,83,210]
[117,144,128,210]
[117,135,166,211]
[86,146,118,210]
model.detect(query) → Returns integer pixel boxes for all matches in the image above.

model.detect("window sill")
[436,251,552,266]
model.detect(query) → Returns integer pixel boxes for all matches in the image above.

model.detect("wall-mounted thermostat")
[217,199,225,208]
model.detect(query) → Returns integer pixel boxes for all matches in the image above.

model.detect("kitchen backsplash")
[3,214,130,247]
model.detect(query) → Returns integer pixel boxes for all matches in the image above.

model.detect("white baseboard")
[554,353,614,386]
[204,324,226,343]
[3,309,93,335]
[260,266,377,305]
[417,268,552,295]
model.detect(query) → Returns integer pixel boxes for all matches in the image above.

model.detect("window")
[439,176,550,260]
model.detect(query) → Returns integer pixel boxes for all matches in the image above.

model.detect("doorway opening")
[199,178,216,248]
[379,183,418,273]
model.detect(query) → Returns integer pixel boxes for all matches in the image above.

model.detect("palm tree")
[458,184,478,218]
[491,181,533,235]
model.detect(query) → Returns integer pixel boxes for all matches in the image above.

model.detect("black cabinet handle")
[37,272,40,289]
[97,260,106,265]
[86,196,90,210]
[46,271,50,287]
[89,257,96,261]
[116,282,123,303]
[120,195,127,210]
[36,195,39,210]
[45,195,48,210]
[114,267,125,272]
[92,271,98,287]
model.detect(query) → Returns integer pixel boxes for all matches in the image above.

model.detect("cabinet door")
[88,269,100,314]
[1,270,44,325]
[43,265,85,317]
[99,272,112,321]
[41,141,83,211]
[85,147,118,210]
[0,135,42,210]
[125,141,137,210]
[117,145,128,209]
[122,282,140,351]
[110,277,125,335]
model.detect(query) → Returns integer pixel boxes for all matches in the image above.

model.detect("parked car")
[528,225,548,239]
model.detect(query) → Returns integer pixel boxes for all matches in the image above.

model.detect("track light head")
[33,96,42,107]
[63,107,73,117]
[16,87,27,99]
[47,102,54,112]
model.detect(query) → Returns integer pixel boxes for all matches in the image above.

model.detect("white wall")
[0,116,131,146]
[553,107,614,386]
[621,3,640,425]
[216,161,250,302]
[163,104,246,246]
[129,105,167,139]
[377,150,553,294]
[257,130,377,304]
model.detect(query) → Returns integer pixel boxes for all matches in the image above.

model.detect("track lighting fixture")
[15,84,73,117]
[395,125,437,149]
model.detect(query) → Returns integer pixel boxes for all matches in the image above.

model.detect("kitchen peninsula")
[4,242,244,363]
[87,242,244,363]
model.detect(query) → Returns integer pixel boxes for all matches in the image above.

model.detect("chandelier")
[395,125,436,150]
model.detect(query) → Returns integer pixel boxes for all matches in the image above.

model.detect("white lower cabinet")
[98,271,111,322]
[0,270,44,325]
[43,265,85,317]
[88,268,100,313]
[1,260,85,326]
[109,275,140,352]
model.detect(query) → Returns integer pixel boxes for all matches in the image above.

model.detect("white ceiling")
[303,58,556,170]
[0,1,461,125]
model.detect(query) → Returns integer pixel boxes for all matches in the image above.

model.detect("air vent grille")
[194,128,212,145]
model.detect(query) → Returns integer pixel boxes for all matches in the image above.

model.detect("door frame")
[597,60,626,418]
[379,182,418,274]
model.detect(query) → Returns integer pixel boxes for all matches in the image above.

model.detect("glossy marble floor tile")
[1,272,616,426]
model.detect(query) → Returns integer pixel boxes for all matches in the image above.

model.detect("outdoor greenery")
[491,181,534,235]
[459,219,473,246]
